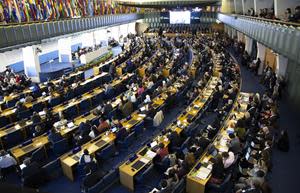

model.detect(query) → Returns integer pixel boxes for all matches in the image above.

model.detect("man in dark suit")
[48,128,63,144]
[31,112,41,124]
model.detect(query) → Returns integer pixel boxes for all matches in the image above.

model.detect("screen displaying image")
[169,11,191,24]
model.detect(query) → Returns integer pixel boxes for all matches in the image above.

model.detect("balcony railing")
[116,0,220,7]
[218,13,300,63]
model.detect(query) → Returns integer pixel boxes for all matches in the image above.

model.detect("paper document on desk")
[218,146,229,152]
[39,111,46,116]
[67,122,74,128]
[196,166,211,180]
[146,150,156,159]
[140,157,150,164]
[15,124,21,130]
[138,114,146,117]
[103,136,110,141]
[220,138,227,147]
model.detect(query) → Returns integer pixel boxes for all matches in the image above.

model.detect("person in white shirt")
[0,150,17,169]
[88,126,98,139]
[0,150,17,179]
[130,93,137,103]
[79,149,96,165]
[147,81,154,89]
[222,151,235,169]
[144,95,151,103]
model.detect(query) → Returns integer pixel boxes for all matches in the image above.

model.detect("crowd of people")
[0,32,194,187]
[204,33,290,193]
[244,6,300,23]
[0,27,292,193]
[0,66,31,98]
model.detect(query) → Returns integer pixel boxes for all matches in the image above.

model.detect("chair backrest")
[4,130,23,148]
[172,178,185,193]
[53,138,69,156]
[19,110,32,119]
[219,173,232,189]
[33,103,45,112]
[0,116,10,128]
[80,100,91,110]
[97,143,115,160]
[31,146,46,164]
[180,137,191,150]
[134,121,144,135]
[102,169,119,187]
[125,132,135,145]
[42,158,62,180]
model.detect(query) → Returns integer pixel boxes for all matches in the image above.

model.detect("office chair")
[3,130,24,149]
[133,121,145,137]
[117,131,135,151]
[31,146,47,165]
[95,143,115,162]
[18,110,32,120]
[64,106,78,119]
[206,173,232,193]
[42,158,62,180]
[79,100,91,113]
[0,116,10,128]
[50,96,62,107]
[6,98,19,108]
[52,138,69,156]
[172,178,186,193]
[32,103,45,113]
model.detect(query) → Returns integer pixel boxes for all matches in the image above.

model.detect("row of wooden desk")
[0,70,84,109]
[0,40,145,120]
[119,62,221,191]
[10,42,153,180]
[0,43,148,149]
[0,38,139,108]
[6,73,134,160]
[186,92,251,193]
[59,74,189,181]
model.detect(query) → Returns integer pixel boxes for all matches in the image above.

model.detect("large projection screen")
[169,11,191,24]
